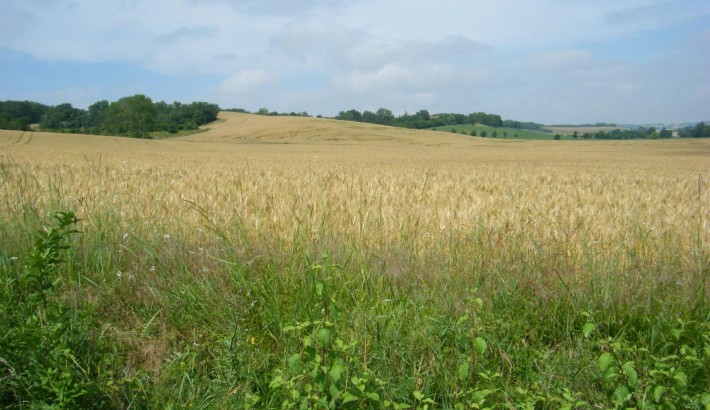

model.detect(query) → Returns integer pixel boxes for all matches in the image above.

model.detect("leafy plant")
[585,316,710,408]
[268,259,385,409]
[0,211,143,408]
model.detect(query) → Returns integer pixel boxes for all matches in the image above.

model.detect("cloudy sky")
[1,0,709,124]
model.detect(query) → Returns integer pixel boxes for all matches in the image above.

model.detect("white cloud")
[1,0,709,122]
[219,69,279,94]
[527,49,591,71]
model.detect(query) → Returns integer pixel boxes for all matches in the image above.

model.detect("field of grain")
[1,113,708,407]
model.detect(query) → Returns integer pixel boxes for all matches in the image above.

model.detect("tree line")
[335,108,510,129]
[678,122,710,138]
[0,96,220,138]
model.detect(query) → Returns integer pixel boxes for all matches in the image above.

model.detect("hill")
[178,112,481,146]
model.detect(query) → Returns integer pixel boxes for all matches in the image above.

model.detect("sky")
[1,0,709,124]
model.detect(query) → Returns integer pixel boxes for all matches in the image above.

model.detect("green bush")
[0,211,144,408]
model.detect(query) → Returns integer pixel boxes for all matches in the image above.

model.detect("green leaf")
[598,352,613,373]
[365,392,380,401]
[652,385,665,402]
[456,315,469,327]
[413,390,423,401]
[622,361,638,388]
[329,364,345,383]
[471,389,493,403]
[316,328,332,347]
[287,353,301,370]
[472,337,487,355]
[583,323,596,338]
[673,371,687,387]
[342,393,358,404]
[458,362,470,381]
[316,282,324,297]
[613,385,629,402]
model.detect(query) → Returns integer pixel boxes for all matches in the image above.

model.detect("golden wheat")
[1,113,708,298]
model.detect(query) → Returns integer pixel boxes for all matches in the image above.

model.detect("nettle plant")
[268,258,390,409]
[0,211,142,408]
[584,314,710,408]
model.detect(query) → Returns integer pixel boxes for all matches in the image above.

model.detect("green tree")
[376,108,394,125]
[104,95,155,138]
[86,100,109,130]
[39,103,85,131]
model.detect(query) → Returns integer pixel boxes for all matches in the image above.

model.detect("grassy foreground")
[1,117,709,408]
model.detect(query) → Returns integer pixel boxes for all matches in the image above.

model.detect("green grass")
[431,124,567,140]
[1,207,708,408]
[0,156,708,408]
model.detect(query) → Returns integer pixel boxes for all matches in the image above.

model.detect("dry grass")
[1,112,708,292]
[2,112,709,407]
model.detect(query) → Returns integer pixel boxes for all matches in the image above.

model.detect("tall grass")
[1,139,708,407]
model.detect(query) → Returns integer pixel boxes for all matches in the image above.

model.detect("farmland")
[1,112,709,408]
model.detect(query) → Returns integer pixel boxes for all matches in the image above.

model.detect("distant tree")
[257,108,270,115]
[336,109,362,122]
[86,100,109,130]
[376,108,394,125]
[573,130,579,139]
[362,110,379,123]
[480,130,487,137]
[492,131,498,138]
[0,100,48,130]
[40,103,85,131]
[659,128,673,139]
[554,134,561,140]
[470,130,477,136]
[451,128,457,133]
[415,109,431,121]
[104,95,155,138]
[503,131,507,138]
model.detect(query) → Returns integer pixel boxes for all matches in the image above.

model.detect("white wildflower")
[163,234,170,240]
[116,271,122,278]
[10,256,18,261]
[122,232,129,241]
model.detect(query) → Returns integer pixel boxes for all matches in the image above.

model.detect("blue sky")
[1,0,709,124]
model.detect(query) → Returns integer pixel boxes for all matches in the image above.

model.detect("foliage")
[585,316,710,408]
[1,135,708,407]
[335,109,507,129]
[0,100,48,130]
[679,121,710,138]
[0,96,220,138]
[0,211,145,408]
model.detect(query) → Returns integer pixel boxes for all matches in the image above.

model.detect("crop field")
[1,113,709,408]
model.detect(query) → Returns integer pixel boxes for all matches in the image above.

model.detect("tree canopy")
[1,96,220,138]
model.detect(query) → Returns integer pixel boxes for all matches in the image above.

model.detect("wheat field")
[1,113,709,407]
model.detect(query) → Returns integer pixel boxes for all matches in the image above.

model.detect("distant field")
[431,124,556,139]
[1,113,708,408]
